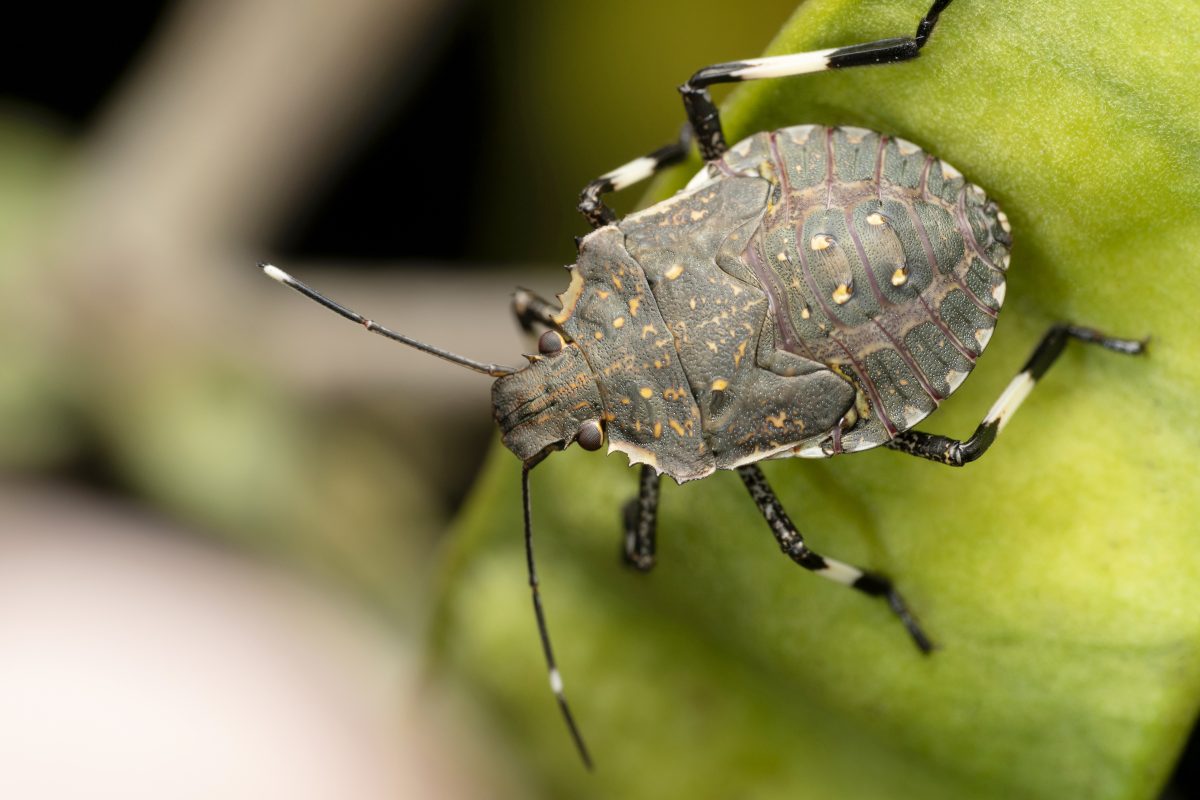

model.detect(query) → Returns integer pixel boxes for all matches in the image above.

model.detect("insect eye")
[576,419,604,451]
[538,330,565,355]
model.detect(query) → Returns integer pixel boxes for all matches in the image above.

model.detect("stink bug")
[261,0,1146,768]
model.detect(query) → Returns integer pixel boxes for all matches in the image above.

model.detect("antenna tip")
[259,263,291,284]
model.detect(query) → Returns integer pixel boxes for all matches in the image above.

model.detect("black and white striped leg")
[622,464,660,572]
[737,464,933,652]
[522,458,592,769]
[681,0,953,160]
[578,126,693,229]
[512,288,562,333]
[884,324,1147,466]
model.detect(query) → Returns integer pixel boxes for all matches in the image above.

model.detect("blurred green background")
[1,1,1198,798]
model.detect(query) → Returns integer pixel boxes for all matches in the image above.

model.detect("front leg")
[622,464,660,572]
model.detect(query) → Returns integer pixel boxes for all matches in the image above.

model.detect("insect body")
[502,125,1010,479]
[261,0,1145,768]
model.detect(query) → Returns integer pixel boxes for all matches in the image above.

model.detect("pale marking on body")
[992,282,1007,305]
[996,209,1011,234]
[999,253,1011,270]
[553,268,586,325]
[711,378,729,391]
[839,126,871,143]
[811,233,834,251]
[939,161,962,181]
[613,316,625,329]
[866,212,886,226]
[946,368,970,391]
[603,156,658,190]
[730,48,837,80]
[796,442,827,459]
[895,137,922,156]
[685,165,718,191]
[985,371,1035,432]
[639,387,653,399]
[891,267,909,286]
[975,326,994,348]
[902,404,925,427]
[549,668,564,695]
[832,283,853,304]
[664,263,685,280]
[784,124,818,144]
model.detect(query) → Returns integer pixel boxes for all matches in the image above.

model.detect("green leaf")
[433,1,1200,797]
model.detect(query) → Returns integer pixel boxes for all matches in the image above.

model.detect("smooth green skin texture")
[435,1,1200,797]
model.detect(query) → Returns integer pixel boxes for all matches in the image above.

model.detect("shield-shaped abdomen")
[709,125,1013,455]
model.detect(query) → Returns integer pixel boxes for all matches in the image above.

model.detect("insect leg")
[511,288,562,333]
[578,125,692,229]
[884,324,1147,466]
[622,464,660,572]
[737,464,932,652]
[522,458,593,769]
[681,0,954,160]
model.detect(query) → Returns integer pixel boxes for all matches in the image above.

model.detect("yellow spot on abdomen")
[811,234,834,251]
[832,283,852,304]
[669,419,686,436]
[612,276,623,290]
[639,387,654,399]
[711,378,729,392]
[690,210,707,221]
[594,331,604,340]
[664,263,684,280]
[891,267,908,286]
[613,316,625,328]
[867,212,886,226]
[653,422,662,438]
[629,297,640,316]
[733,340,748,366]
[766,411,787,428]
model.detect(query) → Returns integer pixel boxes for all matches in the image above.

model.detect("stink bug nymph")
[260,0,1146,768]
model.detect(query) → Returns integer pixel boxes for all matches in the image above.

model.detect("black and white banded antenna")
[259,263,519,377]
[260,262,595,768]
[523,455,593,769]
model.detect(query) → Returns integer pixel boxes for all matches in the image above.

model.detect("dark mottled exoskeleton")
[261,0,1145,768]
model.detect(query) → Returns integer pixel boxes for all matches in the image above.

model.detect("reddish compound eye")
[538,330,565,355]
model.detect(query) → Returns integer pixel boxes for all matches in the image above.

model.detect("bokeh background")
[3,1,1198,798]
[0,0,802,796]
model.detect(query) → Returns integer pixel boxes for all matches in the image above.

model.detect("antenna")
[523,458,593,770]
[259,263,518,377]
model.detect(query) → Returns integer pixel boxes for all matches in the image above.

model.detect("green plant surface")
[433,1,1200,797]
